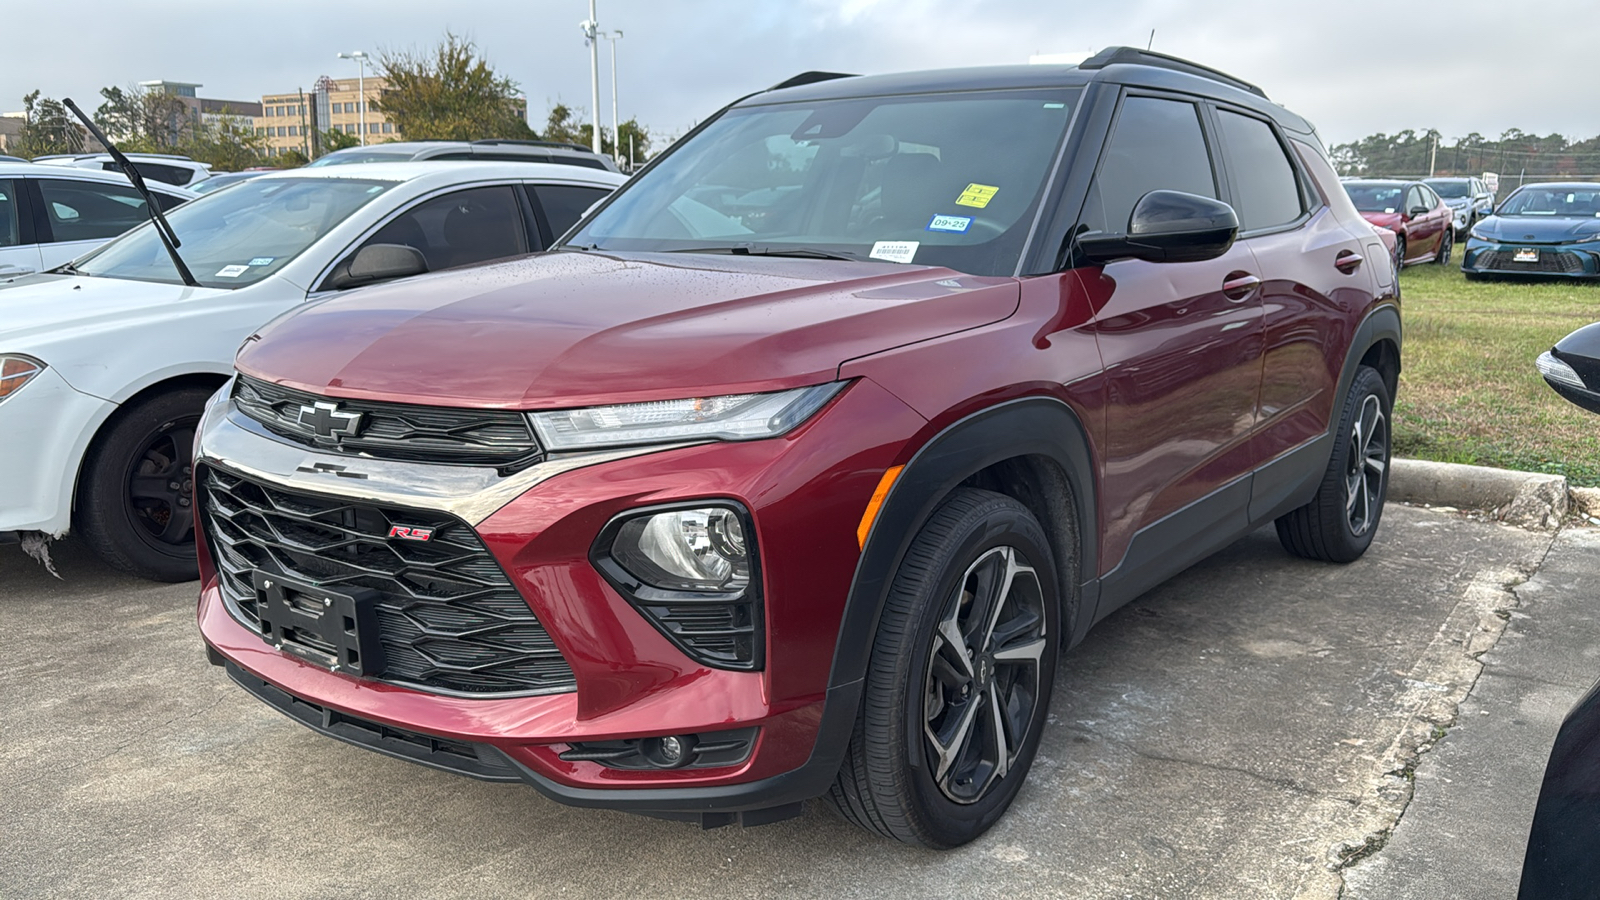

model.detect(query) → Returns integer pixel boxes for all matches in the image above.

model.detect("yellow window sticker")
[955,183,999,208]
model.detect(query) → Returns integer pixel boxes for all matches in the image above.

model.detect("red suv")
[195,48,1401,848]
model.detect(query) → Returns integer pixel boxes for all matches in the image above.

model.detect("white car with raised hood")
[0,162,196,278]
[0,161,623,579]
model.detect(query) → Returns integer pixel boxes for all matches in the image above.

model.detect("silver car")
[1424,176,1494,238]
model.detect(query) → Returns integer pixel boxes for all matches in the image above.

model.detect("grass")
[1390,262,1600,485]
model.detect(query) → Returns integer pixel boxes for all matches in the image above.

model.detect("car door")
[1213,106,1370,518]
[30,177,186,269]
[1079,93,1265,567]
[1402,185,1439,260]
[316,184,534,292]
[0,178,43,277]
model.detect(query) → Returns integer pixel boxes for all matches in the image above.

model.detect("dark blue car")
[1462,182,1600,279]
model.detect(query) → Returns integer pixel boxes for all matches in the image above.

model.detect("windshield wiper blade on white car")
[667,244,870,262]
[62,98,200,288]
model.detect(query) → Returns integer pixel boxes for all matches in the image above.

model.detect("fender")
[828,396,1100,704]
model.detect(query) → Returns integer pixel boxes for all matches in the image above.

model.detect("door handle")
[1334,250,1363,273]
[1221,272,1260,301]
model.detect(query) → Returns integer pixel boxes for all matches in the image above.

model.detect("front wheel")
[828,488,1062,848]
[1275,366,1392,563]
[1393,234,1407,270]
[74,387,213,581]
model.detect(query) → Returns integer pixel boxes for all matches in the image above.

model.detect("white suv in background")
[0,162,196,278]
[1424,176,1495,238]
[33,153,214,188]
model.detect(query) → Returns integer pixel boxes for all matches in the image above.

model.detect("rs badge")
[388,526,434,542]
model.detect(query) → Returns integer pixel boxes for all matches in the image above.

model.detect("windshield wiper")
[62,98,200,288]
[668,244,869,262]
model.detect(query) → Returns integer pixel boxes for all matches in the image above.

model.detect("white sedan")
[0,162,197,278]
[0,161,623,579]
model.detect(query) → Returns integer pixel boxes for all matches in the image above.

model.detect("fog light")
[612,506,750,592]
[641,734,698,769]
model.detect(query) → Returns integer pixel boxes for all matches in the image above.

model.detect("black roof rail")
[469,139,597,153]
[1079,46,1267,99]
[769,71,858,91]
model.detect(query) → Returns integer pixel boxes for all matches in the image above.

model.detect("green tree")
[12,91,85,157]
[319,127,360,154]
[92,85,187,151]
[374,32,535,140]
[541,103,652,166]
[181,110,269,171]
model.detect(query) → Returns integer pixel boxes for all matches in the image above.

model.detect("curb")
[1390,458,1570,529]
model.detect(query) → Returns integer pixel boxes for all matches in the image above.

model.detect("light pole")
[336,50,369,146]
[579,3,601,155]
[603,31,623,167]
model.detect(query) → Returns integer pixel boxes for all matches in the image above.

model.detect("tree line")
[7,33,651,170]
[1332,129,1600,181]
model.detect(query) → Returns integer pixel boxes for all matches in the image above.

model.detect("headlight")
[0,355,45,403]
[1538,351,1586,390]
[1576,232,1600,243]
[1469,224,1495,241]
[611,506,751,592]
[529,382,846,451]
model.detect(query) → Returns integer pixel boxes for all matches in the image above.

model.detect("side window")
[532,184,613,240]
[38,178,149,243]
[1216,110,1302,232]
[1405,186,1425,213]
[358,185,527,274]
[1421,186,1440,208]
[154,192,186,212]
[0,180,18,248]
[1082,96,1215,234]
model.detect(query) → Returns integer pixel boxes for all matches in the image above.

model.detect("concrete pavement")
[0,504,1584,899]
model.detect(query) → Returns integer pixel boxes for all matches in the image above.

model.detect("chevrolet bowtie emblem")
[296,401,363,443]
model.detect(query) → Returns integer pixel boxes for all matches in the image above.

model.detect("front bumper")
[1461,241,1600,278]
[194,379,924,817]
[0,365,115,534]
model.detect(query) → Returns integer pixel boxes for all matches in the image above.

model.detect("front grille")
[201,465,576,697]
[233,375,543,469]
[1479,249,1586,274]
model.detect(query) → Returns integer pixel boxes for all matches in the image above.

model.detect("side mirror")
[328,243,428,290]
[1409,205,1431,218]
[1540,322,1600,415]
[1077,190,1239,264]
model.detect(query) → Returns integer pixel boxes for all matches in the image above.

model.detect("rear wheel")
[828,488,1061,848]
[1434,228,1453,265]
[74,387,212,582]
[1275,366,1391,563]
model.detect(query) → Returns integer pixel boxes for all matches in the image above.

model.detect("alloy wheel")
[1344,395,1387,536]
[922,545,1048,804]
[125,419,197,546]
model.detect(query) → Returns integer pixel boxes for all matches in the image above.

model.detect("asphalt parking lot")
[3,503,1591,899]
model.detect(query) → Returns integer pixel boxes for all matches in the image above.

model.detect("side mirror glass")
[329,243,428,291]
[1077,190,1239,264]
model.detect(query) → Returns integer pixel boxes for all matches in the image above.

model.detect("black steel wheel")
[1434,228,1454,265]
[75,386,213,581]
[829,488,1062,848]
[1275,365,1392,563]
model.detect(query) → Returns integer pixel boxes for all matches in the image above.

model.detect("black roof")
[748,47,1312,136]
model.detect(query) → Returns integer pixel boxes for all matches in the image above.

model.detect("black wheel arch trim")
[830,396,1099,693]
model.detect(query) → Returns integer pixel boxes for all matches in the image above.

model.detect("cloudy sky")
[5,0,1588,148]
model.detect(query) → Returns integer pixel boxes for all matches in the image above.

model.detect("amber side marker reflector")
[857,465,905,550]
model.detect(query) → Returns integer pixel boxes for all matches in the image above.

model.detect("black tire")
[74,387,212,582]
[1275,366,1392,563]
[828,488,1062,848]
[1393,234,1407,270]
[1434,228,1453,265]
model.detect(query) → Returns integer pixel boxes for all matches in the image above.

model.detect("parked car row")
[0,162,195,277]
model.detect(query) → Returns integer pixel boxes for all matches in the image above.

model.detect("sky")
[4,0,1592,150]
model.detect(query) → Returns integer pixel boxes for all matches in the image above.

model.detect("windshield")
[1343,183,1406,213]
[307,150,415,167]
[73,177,394,287]
[1495,187,1600,217]
[1426,180,1470,199]
[563,88,1081,277]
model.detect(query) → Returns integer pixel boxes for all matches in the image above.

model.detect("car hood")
[1472,216,1600,244]
[236,250,1020,408]
[0,273,232,348]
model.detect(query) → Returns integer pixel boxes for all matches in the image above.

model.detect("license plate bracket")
[1515,247,1540,263]
[252,570,385,677]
